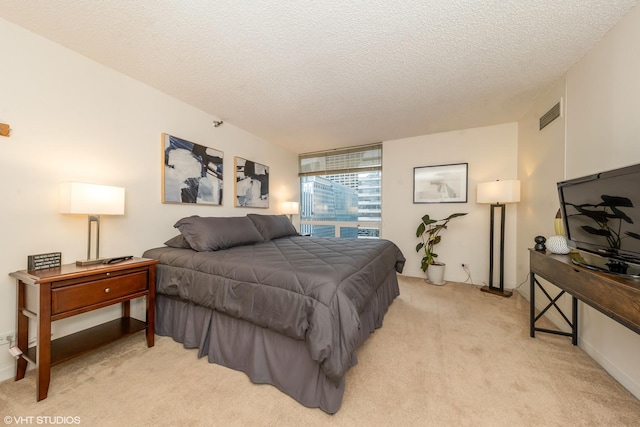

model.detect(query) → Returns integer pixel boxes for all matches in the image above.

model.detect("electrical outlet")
[0,331,16,346]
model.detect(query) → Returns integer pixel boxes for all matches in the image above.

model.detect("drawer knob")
[104,288,111,294]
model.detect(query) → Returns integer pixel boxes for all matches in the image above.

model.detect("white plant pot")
[427,263,446,286]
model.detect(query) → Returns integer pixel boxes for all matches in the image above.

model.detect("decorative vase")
[547,235,571,254]
[427,263,446,285]
[554,209,565,236]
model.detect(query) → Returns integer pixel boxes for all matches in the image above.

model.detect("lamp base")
[76,258,107,267]
[480,285,513,298]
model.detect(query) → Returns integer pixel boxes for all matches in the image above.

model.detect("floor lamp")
[59,182,125,266]
[477,180,520,298]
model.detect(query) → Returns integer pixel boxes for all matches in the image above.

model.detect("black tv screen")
[557,163,640,278]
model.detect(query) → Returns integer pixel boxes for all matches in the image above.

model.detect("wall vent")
[539,101,561,130]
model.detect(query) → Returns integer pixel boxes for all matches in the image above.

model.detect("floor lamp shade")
[477,180,520,297]
[477,180,520,204]
[60,182,125,265]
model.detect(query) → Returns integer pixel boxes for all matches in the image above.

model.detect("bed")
[142,214,405,413]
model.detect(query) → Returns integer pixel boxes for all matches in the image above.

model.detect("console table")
[9,257,158,401]
[529,249,640,345]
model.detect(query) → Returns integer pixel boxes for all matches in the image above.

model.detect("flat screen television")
[557,163,640,278]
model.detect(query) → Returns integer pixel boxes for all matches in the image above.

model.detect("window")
[298,144,382,238]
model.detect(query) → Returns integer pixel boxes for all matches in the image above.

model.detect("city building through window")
[298,144,382,238]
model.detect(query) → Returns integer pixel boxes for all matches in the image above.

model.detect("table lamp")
[59,182,125,266]
[282,201,300,222]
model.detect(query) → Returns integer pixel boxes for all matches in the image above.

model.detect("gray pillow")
[174,215,264,251]
[164,234,193,249]
[247,214,299,241]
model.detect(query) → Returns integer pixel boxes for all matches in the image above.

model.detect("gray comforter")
[143,236,405,385]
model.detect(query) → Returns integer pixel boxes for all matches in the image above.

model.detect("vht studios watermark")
[4,416,81,425]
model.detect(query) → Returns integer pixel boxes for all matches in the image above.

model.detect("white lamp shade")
[59,182,125,215]
[477,180,521,204]
[281,201,300,215]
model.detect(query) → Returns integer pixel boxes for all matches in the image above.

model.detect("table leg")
[530,272,536,338]
[122,300,130,318]
[36,283,52,401]
[146,266,155,347]
[15,281,28,381]
[572,296,578,345]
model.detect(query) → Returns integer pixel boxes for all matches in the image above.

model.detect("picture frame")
[234,156,269,208]
[162,133,224,205]
[413,163,468,203]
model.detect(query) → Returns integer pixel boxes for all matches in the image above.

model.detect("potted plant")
[415,212,467,285]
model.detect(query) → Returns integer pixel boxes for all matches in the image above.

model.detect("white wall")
[516,79,567,298]
[562,3,640,398]
[382,123,519,285]
[0,18,298,381]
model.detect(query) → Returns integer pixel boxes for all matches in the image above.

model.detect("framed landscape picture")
[413,163,468,203]
[162,133,223,205]
[234,156,269,208]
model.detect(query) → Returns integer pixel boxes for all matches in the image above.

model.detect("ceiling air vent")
[539,101,561,130]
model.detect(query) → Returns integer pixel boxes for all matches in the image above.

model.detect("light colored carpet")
[1,276,639,426]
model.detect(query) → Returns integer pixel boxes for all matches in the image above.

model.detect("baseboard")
[0,363,15,383]
[579,336,640,400]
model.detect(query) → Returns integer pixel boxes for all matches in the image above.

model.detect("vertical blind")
[298,143,382,176]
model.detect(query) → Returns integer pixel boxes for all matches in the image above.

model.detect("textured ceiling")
[1,1,638,153]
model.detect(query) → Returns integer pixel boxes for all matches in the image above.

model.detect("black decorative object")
[534,236,546,252]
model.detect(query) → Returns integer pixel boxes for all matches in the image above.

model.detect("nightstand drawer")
[51,271,148,315]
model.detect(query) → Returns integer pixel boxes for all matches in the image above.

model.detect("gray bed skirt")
[155,269,400,414]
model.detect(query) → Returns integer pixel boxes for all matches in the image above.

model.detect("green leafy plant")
[565,195,640,251]
[415,212,467,272]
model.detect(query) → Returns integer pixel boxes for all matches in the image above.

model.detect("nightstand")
[9,257,158,401]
